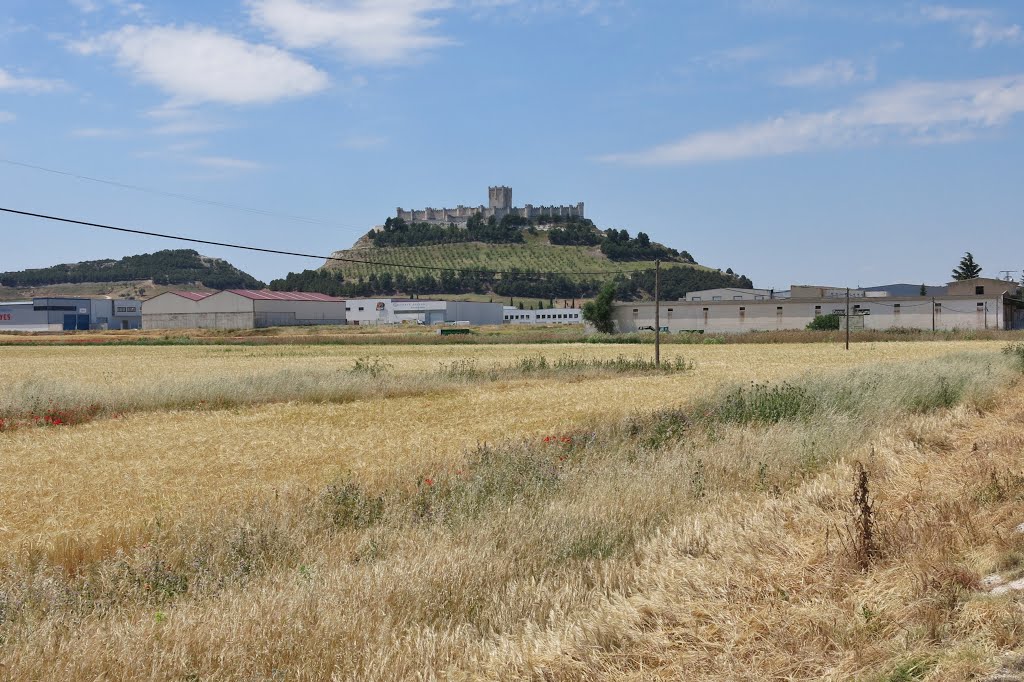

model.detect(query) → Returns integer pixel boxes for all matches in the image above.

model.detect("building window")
[691,296,701,302]
[358,307,364,311]
[756,296,766,300]
[712,296,722,301]
[976,286,985,295]
[733,296,744,300]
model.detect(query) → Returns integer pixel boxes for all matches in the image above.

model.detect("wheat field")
[1,340,1022,680]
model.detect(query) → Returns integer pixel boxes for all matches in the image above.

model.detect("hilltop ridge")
[270,217,753,301]
[0,249,265,301]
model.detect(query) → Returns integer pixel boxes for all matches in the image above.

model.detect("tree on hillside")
[952,252,982,280]
[582,281,617,334]
[920,283,927,296]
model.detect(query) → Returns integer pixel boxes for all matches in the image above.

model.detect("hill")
[863,283,948,297]
[0,249,264,301]
[270,222,753,301]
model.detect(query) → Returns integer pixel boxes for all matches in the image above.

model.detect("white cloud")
[468,0,622,23]
[600,74,1024,165]
[340,134,388,149]
[140,105,227,135]
[152,119,227,136]
[69,0,146,16]
[694,43,781,70]
[921,5,1022,48]
[0,111,15,123]
[0,68,66,93]
[71,127,130,137]
[248,0,453,65]
[779,58,876,88]
[69,0,100,11]
[195,156,264,171]
[71,24,329,105]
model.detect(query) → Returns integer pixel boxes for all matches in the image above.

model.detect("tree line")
[0,249,265,289]
[269,264,753,301]
[369,214,695,263]
[368,214,525,247]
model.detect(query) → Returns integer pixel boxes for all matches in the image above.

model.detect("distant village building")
[503,306,582,325]
[396,186,585,226]
[609,278,1024,334]
[142,290,347,330]
[344,298,503,326]
[0,297,140,332]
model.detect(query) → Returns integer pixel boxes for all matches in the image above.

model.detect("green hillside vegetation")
[333,237,675,280]
[271,223,754,300]
[0,249,265,290]
[0,281,212,303]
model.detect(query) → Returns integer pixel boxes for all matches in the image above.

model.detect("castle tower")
[488,186,512,211]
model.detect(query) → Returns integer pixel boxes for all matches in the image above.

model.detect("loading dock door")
[63,314,89,330]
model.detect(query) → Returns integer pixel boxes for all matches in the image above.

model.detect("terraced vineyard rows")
[325,240,711,281]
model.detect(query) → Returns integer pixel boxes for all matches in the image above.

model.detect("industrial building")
[142,290,347,330]
[609,278,1024,334]
[503,306,583,324]
[345,298,504,326]
[0,297,141,332]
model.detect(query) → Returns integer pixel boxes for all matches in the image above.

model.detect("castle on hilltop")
[396,187,584,226]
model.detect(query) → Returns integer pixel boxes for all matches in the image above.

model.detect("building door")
[63,314,77,331]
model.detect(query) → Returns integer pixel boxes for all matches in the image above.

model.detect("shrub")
[1003,343,1024,371]
[806,313,841,331]
[582,282,617,334]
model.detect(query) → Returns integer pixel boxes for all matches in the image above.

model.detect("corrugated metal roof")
[225,290,345,302]
[171,291,212,301]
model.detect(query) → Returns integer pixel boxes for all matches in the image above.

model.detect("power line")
[0,157,366,234]
[0,206,658,278]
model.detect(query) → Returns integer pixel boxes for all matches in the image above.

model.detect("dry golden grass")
[0,340,1006,412]
[1,341,1022,680]
[0,341,1001,553]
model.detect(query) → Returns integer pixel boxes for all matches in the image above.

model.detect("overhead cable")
[0,206,659,277]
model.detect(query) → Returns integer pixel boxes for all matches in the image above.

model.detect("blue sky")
[1,0,1022,289]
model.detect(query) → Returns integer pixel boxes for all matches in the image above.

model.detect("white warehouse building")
[610,278,1023,334]
[503,306,583,324]
[142,290,347,330]
[344,298,503,326]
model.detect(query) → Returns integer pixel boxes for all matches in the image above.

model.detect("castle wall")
[396,202,584,226]
[395,187,583,226]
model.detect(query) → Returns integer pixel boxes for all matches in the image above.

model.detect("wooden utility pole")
[655,259,661,368]
[931,297,936,332]
[845,287,850,351]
